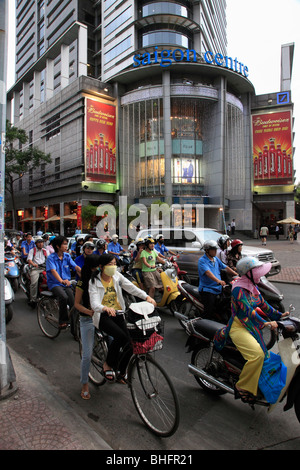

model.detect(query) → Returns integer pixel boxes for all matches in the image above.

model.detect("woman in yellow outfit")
[214,257,289,403]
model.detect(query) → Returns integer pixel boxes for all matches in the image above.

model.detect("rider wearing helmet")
[227,239,243,272]
[94,238,107,256]
[217,235,231,264]
[198,240,236,318]
[140,237,166,298]
[107,234,125,260]
[154,234,176,257]
[214,256,289,403]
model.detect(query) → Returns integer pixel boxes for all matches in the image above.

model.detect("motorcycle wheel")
[191,344,227,396]
[11,278,19,293]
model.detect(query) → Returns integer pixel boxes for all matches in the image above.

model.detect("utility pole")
[0,0,17,398]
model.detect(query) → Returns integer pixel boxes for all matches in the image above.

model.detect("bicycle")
[37,282,80,339]
[78,310,180,437]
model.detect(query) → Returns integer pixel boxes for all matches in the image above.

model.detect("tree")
[5,121,52,228]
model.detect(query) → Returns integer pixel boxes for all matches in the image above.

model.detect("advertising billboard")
[85,97,117,184]
[252,110,293,186]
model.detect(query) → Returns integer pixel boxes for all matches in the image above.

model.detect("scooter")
[184,306,300,423]
[4,267,15,324]
[4,252,21,293]
[20,263,48,300]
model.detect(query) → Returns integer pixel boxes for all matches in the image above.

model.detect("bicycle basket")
[129,320,164,354]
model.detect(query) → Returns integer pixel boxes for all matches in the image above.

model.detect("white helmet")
[111,234,118,240]
[203,240,218,251]
[236,257,263,276]
[156,234,164,241]
[128,242,136,252]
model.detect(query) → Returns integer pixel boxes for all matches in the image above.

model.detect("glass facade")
[142,2,190,18]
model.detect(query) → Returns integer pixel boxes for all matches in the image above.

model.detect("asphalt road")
[5,282,300,450]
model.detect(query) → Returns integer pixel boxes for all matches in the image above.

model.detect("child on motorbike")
[214,257,289,403]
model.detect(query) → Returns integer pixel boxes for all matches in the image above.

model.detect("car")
[135,227,281,283]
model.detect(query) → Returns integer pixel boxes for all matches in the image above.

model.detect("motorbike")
[123,260,180,311]
[169,255,191,283]
[174,270,285,326]
[20,263,48,300]
[4,267,15,324]
[183,306,300,423]
[4,251,21,293]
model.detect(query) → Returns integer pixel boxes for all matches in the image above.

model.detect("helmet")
[82,241,95,250]
[231,239,243,249]
[236,257,263,276]
[136,238,144,246]
[217,235,230,249]
[128,242,136,252]
[35,238,44,243]
[111,234,118,240]
[96,238,106,248]
[203,240,218,251]
[144,237,155,247]
[156,234,164,241]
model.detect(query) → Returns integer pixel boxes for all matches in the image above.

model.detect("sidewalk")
[0,348,112,450]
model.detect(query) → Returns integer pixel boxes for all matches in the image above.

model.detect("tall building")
[6,1,262,237]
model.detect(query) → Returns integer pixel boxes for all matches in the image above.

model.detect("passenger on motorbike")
[198,240,236,318]
[131,238,145,290]
[27,238,48,307]
[141,238,166,298]
[154,234,176,257]
[227,239,243,272]
[89,254,156,383]
[94,238,108,256]
[21,232,35,262]
[214,257,289,403]
[217,235,231,264]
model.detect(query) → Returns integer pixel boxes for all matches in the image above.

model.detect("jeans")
[80,316,95,385]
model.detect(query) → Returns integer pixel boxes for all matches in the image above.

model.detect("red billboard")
[252,110,293,186]
[85,97,117,184]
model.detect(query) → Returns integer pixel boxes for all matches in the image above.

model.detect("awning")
[33,217,45,221]
[277,217,300,224]
[21,217,33,222]
[44,215,60,222]
[61,214,77,220]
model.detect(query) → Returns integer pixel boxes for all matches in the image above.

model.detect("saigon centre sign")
[133,47,249,78]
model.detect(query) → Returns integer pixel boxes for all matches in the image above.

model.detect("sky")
[5,0,300,183]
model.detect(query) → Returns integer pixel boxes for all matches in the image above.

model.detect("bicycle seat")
[40,290,54,297]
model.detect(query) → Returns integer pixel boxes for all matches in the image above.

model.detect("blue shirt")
[46,252,77,290]
[154,242,168,256]
[198,254,227,294]
[21,240,35,258]
[107,241,124,259]
[75,254,86,280]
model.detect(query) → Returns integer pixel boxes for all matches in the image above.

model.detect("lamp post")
[219,207,227,234]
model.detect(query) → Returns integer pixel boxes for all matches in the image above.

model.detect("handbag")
[258,352,287,404]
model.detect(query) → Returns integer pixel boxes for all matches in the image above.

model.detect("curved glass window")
[142,2,189,18]
[142,31,189,48]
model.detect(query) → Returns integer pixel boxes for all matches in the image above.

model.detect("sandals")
[104,369,116,383]
[234,385,256,404]
[80,390,91,400]
[116,374,127,385]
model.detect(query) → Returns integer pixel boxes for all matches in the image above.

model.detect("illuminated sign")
[133,47,249,77]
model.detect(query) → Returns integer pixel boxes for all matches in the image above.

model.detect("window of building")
[104,6,132,37]
[104,0,117,11]
[104,36,131,64]
[142,2,189,19]
[142,31,189,48]
[46,113,61,141]
[55,157,60,180]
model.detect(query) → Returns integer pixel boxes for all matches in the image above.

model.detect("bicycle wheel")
[37,297,60,339]
[79,330,108,386]
[128,354,180,437]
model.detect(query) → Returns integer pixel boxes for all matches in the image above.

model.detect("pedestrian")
[275,225,280,240]
[231,219,236,235]
[288,225,294,243]
[259,225,269,245]
[46,235,81,329]
[227,223,231,235]
[74,254,101,400]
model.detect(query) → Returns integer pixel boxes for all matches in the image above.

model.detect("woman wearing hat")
[214,257,289,403]
[227,239,243,272]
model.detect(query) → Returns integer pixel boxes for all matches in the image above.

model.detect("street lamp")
[219,207,227,234]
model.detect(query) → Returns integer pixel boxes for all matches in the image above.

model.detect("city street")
[5,277,300,451]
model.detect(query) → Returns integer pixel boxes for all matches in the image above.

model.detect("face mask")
[103,265,117,276]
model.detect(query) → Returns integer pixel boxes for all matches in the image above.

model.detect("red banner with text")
[252,110,293,186]
[85,98,116,184]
